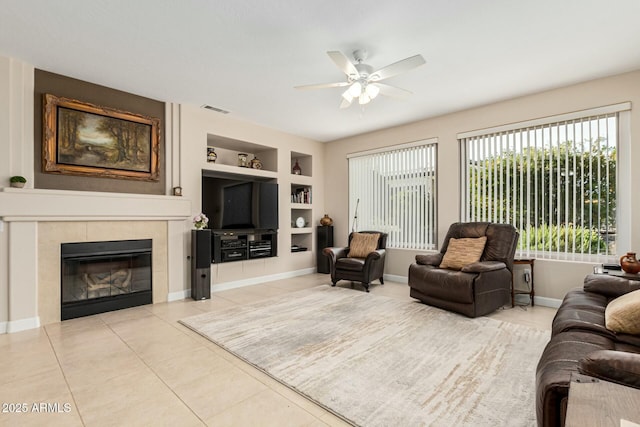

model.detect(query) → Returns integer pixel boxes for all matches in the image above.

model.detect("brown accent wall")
[33,69,165,194]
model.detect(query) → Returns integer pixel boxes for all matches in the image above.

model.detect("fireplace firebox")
[61,239,152,320]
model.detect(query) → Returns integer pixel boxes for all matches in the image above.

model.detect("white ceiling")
[1,0,639,142]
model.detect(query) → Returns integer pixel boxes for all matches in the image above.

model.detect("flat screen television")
[202,175,278,230]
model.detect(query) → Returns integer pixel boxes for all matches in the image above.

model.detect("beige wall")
[325,70,640,301]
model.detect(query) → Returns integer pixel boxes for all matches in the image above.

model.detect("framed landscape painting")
[43,94,160,181]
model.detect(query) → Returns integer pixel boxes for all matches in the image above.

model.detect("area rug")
[179,285,548,426]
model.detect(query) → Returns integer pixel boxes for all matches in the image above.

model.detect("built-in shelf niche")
[291,233,312,252]
[291,151,312,177]
[291,208,312,229]
[207,134,278,173]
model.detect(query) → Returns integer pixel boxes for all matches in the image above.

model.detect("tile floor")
[0,274,556,426]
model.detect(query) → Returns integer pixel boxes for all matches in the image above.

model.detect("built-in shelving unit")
[290,152,313,253]
[205,134,278,176]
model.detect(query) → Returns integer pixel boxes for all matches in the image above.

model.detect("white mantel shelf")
[0,187,191,222]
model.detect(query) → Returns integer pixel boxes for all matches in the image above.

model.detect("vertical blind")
[460,111,619,261]
[348,140,437,250]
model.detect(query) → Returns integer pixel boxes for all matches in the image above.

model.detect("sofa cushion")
[439,236,487,270]
[551,288,613,338]
[606,289,640,335]
[335,257,365,272]
[348,232,380,258]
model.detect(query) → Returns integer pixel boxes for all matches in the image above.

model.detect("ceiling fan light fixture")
[365,83,380,100]
[358,93,371,105]
[341,89,354,103]
[348,81,362,97]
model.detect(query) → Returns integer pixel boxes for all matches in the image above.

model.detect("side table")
[565,373,640,426]
[512,258,535,307]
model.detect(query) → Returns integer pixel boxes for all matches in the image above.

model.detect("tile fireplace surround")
[0,188,191,333]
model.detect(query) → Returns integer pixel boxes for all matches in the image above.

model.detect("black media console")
[212,230,277,263]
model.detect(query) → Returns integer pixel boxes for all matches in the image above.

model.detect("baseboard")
[166,268,318,301]
[212,268,317,293]
[383,274,408,284]
[533,296,562,309]
[0,321,6,334]
[4,316,41,334]
[167,289,190,302]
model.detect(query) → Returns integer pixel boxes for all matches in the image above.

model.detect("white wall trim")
[6,316,40,333]
[0,321,6,334]
[533,296,562,309]
[212,268,317,293]
[383,274,408,284]
[167,268,320,301]
[168,289,190,302]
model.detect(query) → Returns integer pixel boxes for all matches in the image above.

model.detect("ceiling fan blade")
[376,83,413,99]
[294,81,350,90]
[369,55,426,81]
[327,51,359,78]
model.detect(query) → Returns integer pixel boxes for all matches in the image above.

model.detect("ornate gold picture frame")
[43,94,160,181]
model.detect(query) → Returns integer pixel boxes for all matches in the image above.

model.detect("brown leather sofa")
[323,231,387,292]
[408,222,518,317]
[536,274,640,427]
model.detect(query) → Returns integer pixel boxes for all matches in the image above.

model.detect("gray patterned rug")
[180,285,547,426]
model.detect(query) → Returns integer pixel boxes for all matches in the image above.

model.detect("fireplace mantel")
[0,187,191,221]
[0,187,191,334]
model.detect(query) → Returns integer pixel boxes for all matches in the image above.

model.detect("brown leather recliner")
[408,222,518,317]
[323,231,387,292]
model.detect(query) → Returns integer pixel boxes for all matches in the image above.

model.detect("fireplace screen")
[61,239,152,320]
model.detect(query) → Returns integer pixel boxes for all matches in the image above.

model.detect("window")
[348,139,437,250]
[459,103,631,261]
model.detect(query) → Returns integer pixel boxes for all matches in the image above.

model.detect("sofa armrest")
[461,261,507,273]
[415,253,443,266]
[365,249,384,262]
[583,274,640,298]
[578,350,640,389]
[323,247,348,263]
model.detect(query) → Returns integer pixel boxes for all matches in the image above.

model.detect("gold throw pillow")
[348,233,380,258]
[439,236,487,270]
[605,289,640,335]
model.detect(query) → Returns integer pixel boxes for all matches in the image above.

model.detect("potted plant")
[9,176,26,188]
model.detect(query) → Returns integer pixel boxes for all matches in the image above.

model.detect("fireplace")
[61,239,152,320]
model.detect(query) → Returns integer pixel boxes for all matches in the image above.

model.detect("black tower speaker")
[316,226,334,274]
[191,229,212,300]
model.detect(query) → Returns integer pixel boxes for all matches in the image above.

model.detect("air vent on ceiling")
[201,104,230,114]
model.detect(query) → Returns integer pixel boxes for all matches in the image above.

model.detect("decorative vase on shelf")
[238,153,249,167]
[319,214,333,226]
[250,156,263,169]
[207,147,217,163]
[292,160,302,175]
[620,252,640,274]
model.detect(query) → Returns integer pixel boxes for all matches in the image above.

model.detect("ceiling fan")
[295,49,426,109]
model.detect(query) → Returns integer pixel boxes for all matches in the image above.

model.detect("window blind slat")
[460,112,617,261]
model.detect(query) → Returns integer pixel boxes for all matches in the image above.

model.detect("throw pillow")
[348,233,380,258]
[605,289,640,334]
[439,236,487,270]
